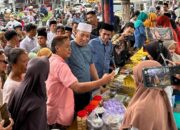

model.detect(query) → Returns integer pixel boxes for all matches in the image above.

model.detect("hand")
[102,71,115,84]
[0,118,14,130]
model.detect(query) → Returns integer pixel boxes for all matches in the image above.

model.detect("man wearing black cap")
[89,22,114,78]
[31,28,49,53]
[86,11,102,36]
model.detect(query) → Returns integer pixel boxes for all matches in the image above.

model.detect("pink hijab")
[120,60,177,130]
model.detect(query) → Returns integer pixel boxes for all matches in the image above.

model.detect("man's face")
[56,28,65,36]
[12,35,20,47]
[15,52,29,74]
[86,14,97,26]
[56,39,71,59]
[37,36,47,46]
[99,29,112,43]
[75,31,91,46]
[10,15,14,21]
[30,29,37,37]
[65,31,72,38]
[72,23,78,33]
[163,5,168,12]
[50,24,57,33]
[123,27,135,36]
[15,27,22,34]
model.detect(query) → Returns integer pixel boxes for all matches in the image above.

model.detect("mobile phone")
[114,67,120,76]
[0,103,11,127]
[142,66,180,88]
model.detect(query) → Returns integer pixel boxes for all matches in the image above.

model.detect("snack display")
[87,112,104,129]
[102,113,123,130]
[130,48,148,64]
[103,99,126,115]
[94,107,105,118]
[123,75,136,88]
[77,110,88,130]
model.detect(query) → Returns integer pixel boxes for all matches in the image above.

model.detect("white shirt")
[3,78,21,104]
[47,31,56,47]
[5,20,22,29]
[20,36,37,53]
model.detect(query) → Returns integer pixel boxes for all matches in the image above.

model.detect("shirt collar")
[52,54,65,62]
[98,37,110,46]
[26,36,34,42]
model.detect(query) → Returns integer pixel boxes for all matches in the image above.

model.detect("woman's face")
[0,54,7,73]
[115,43,125,52]
[168,45,176,55]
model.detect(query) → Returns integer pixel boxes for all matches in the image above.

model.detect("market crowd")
[0,1,179,130]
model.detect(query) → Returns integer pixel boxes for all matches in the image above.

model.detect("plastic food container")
[77,110,88,130]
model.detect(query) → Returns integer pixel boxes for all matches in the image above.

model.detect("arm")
[89,42,99,80]
[70,72,114,93]
[90,64,99,80]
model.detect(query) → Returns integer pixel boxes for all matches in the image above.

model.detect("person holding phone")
[120,60,177,130]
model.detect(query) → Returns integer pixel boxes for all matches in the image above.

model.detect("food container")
[87,111,104,130]
[85,105,96,114]
[90,100,100,107]
[77,110,88,130]
[93,95,102,101]
[94,107,105,118]
[102,113,123,130]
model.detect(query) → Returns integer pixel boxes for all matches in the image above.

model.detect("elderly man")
[89,23,114,78]
[67,22,99,112]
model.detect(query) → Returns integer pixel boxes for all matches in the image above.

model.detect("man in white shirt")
[5,15,22,30]
[20,23,37,53]
[47,20,57,47]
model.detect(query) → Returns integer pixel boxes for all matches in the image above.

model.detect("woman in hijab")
[156,14,180,54]
[144,13,157,28]
[143,40,172,65]
[113,41,130,67]
[8,57,49,130]
[120,60,177,130]
[134,12,148,49]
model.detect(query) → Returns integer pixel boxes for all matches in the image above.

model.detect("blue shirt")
[89,37,113,78]
[67,41,93,82]
[134,25,146,48]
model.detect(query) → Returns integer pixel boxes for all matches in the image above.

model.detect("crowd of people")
[0,1,179,130]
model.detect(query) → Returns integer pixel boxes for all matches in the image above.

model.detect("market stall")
[68,48,180,130]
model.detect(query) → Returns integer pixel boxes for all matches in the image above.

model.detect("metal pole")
[12,0,16,13]
[102,0,104,22]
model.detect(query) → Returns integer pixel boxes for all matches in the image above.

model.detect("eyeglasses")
[0,60,8,64]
